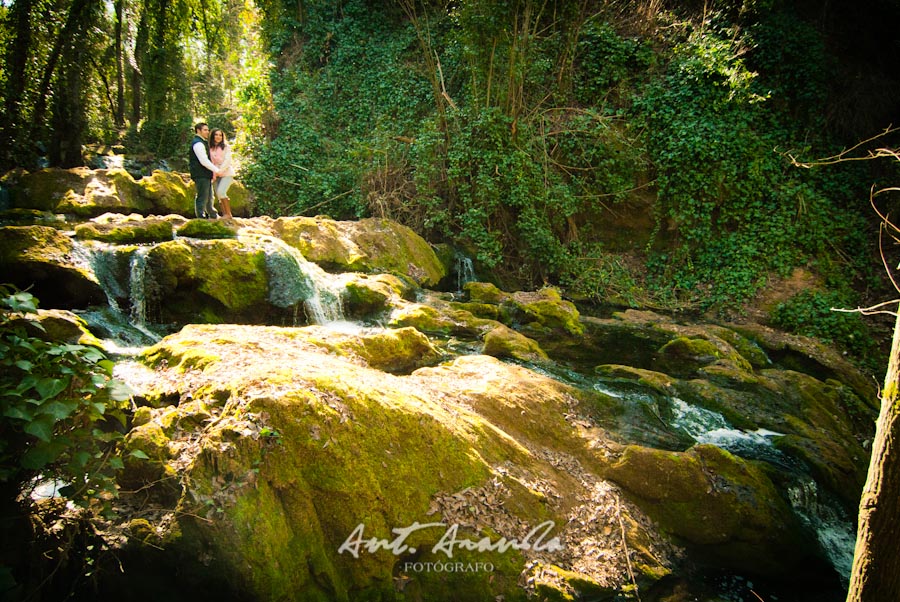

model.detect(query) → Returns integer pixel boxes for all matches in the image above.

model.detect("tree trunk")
[114,0,126,129]
[30,0,94,137]
[847,307,900,601]
[0,0,36,166]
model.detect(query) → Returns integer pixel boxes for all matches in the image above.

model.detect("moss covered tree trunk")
[847,308,900,601]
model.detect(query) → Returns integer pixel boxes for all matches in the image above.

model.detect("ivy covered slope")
[244,0,899,366]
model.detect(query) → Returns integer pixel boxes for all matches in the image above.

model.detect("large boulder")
[0,225,106,308]
[274,217,447,286]
[3,167,252,218]
[101,323,845,600]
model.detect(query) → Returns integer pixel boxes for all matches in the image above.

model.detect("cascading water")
[240,232,346,325]
[454,252,477,294]
[78,240,162,350]
[788,479,856,585]
[128,246,150,327]
[632,390,855,584]
[668,398,789,465]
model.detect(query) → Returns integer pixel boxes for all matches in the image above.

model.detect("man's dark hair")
[194,122,208,133]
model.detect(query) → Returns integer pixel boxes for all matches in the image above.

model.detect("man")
[189,122,221,218]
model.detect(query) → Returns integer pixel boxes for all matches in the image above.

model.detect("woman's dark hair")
[209,128,228,150]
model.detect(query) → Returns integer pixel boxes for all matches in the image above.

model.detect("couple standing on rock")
[189,122,235,219]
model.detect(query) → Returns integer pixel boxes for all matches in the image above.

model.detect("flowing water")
[60,226,855,594]
[240,232,347,324]
[454,252,477,294]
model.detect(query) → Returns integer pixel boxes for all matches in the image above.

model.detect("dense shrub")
[0,287,131,511]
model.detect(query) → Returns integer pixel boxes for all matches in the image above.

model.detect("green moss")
[604,444,809,575]
[0,225,74,264]
[177,219,238,239]
[504,288,584,337]
[344,278,394,317]
[450,301,500,320]
[136,170,193,215]
[481,324,548,363]
[276,217,446,286]
[75,218,174,243]
[529,564,614,602]
[16,167,91,211]
[198,243,269,311]
[465,282,508,304]
[709,326,771,369]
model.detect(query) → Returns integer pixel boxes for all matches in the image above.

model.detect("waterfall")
[241,233,345,325]
[668,398,790,466]
[454,253,477,294]
[788,479,856,585]
[128,246,150,327]
[78,240,161,349]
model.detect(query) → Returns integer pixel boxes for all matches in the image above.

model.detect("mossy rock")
[529,564,616,601]
[449,300,501,321]
[136,170,194,215]
[112,325,680,600]
[275,216,446,286]
[504,288,583,337]
[605,444,813,576]
[481,324,549,363]
[298,325,443,373]
[0,225,106,308]
[143,239,269,325]
[8,167,205,218]
[389,302,495,338]
[727,322,876,405]
[56,168,153,217]
[75,214,175,243]
[708,325,772,370]
[120,421,177,492]
[342,274,410,318]
[11,167,94,211]
[464,281,509,304]
[176,218,238,239]
[656,336,723,375]
[6,308,103,348]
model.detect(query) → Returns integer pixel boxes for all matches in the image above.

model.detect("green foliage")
[772,289,876,362]
[633,13,870,310]
[0,286,132,510]
[574,20,654,105]
[415,105,576,279]
[125,116,194,158]
[243,0,431,218]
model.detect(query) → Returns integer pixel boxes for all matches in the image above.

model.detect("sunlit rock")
[275,216,446,286]
[75,213,176,243]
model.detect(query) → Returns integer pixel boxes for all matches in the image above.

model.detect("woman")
[209,128,235,219]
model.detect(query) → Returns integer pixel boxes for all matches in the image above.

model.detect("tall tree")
[847,161,900,600]
[114,0,126,129]
[0,0,37,167]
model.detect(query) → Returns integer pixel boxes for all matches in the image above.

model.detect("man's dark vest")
[189,134,213,180]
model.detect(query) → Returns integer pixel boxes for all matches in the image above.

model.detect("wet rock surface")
[1,167,876,601]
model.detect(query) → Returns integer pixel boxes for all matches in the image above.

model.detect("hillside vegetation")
[2,0,899,366]
[237,0,900,367]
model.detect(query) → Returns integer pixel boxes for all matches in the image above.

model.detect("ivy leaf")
[35,377,67,401]
[38,400,76,421]
[21,441,65,469]
[3,405,32,421]
[72,450,92,469]
[24,417,55,442]
[6,291,39,313]
[129,449,150,460]
[15,359,33,371]
[21,446,55,470]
